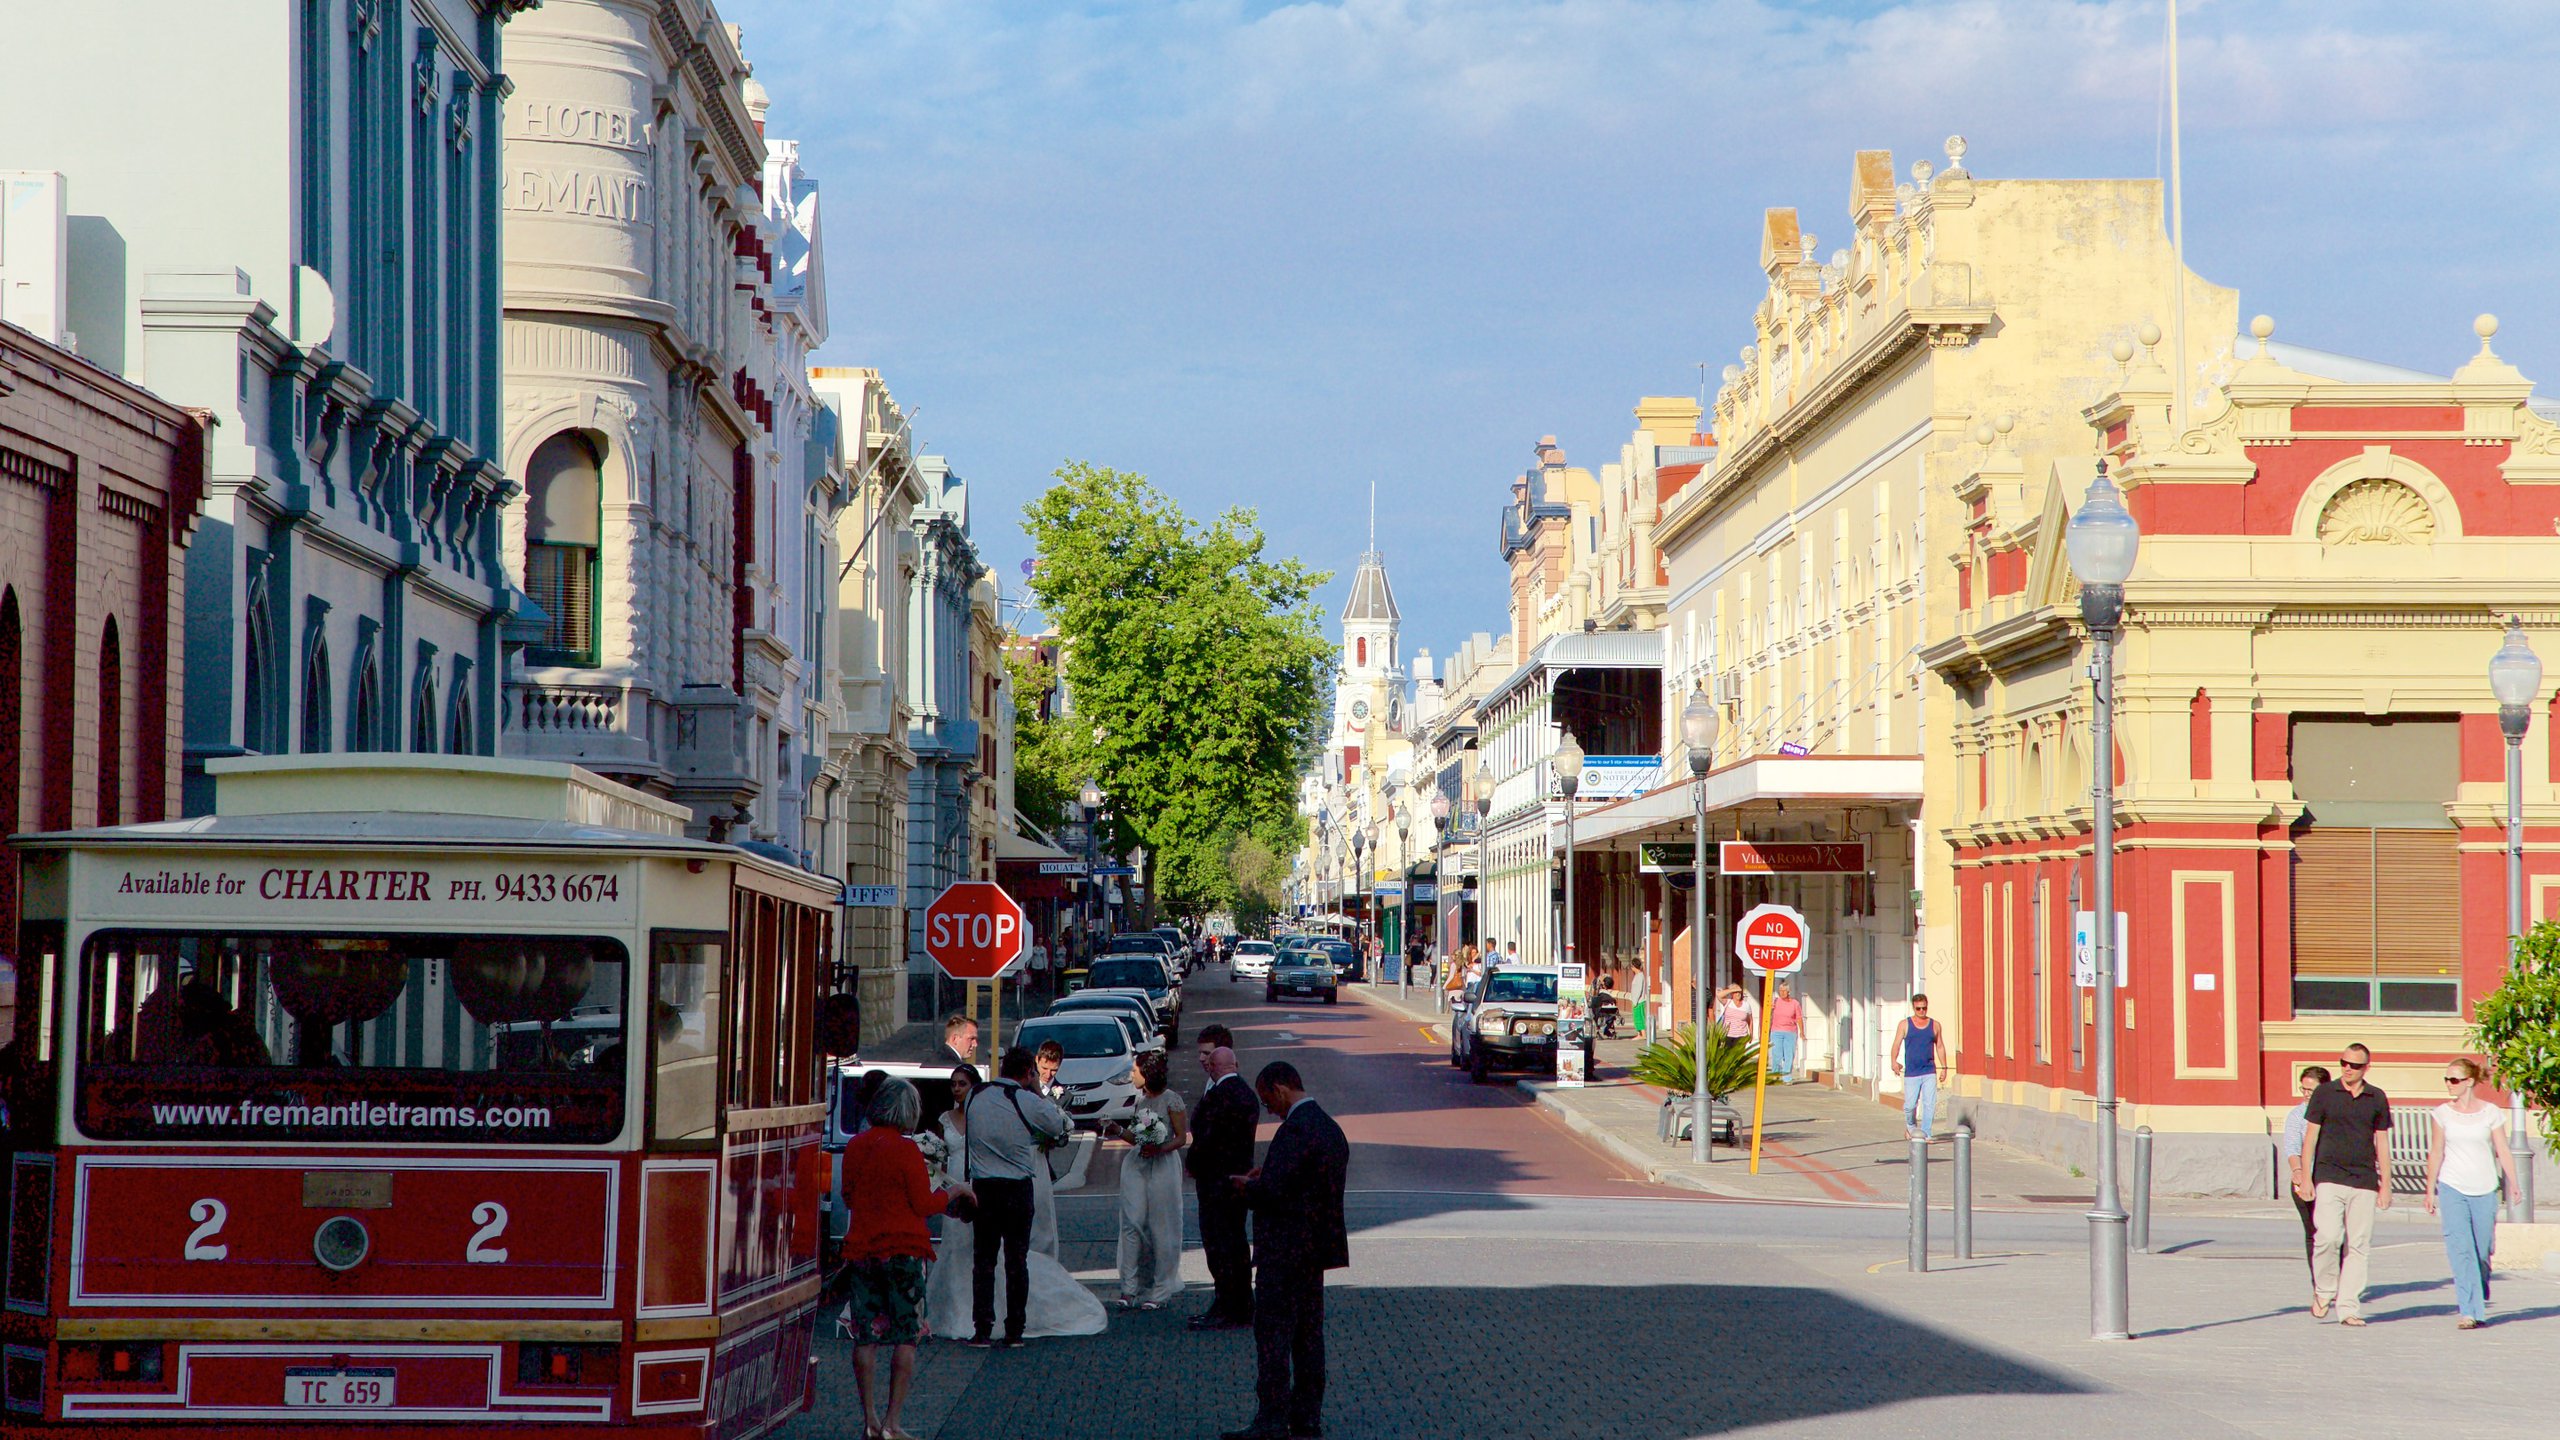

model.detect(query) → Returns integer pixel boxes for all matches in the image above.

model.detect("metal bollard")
[1953,1124,1974,1261]
[2131,1126,2154,1254]
[1908,1135,1930,1273]
[2516,1093,2538,1222]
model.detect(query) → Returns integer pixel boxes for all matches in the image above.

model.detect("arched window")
[411,654,439,754]
[241,555,277,753]
[447,655,475,754]
[524,431,603,666]
[1355,637,1367,668]
[350,641,383,752]
[0,589,20,841]
[97,617,123,827]
[301,630,333,754]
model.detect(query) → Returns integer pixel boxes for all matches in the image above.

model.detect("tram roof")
[12,809,736,858]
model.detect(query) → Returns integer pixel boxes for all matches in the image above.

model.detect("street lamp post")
[1081,781,1104,969]
[1475,784,1493,951]
[2490,617,2543,1221]
[2068,460,2141,1342]
[1684,688,1722,1164]
[1396,806,1413,986]
[1551,732,1585,970]
[1351,828,1368,951]
[1430,790,1453,992]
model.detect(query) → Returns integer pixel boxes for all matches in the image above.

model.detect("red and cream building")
[0,317,207,932]
[1925,314,2560,1192]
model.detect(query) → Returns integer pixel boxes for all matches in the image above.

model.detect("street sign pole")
[1750,964,1776,1174]
[1735,903,1809,1175]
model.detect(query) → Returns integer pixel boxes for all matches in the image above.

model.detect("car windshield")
[1317,943,1355,964]
[1237,942,1273,955]
[1087,960,1165,992]
[1108,934,1167,953]
[1483,972,1559,1004]
[1019,1020,1126,1060]
[1279,953,1330,969]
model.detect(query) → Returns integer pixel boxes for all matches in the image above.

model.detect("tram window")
[650,932,723,1144]
[73,930,628,1144]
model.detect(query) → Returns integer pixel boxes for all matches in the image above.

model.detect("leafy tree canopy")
[1024,463,1331,918]
[2472,921,2560,1148]
[1003,647,1076,838]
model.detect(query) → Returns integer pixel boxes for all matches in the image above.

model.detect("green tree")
[1024,463,1332,921]
[2470,920,2560,1149]
[1003,647,1078,837]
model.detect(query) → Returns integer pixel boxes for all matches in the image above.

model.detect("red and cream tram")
[0,757,838,1436]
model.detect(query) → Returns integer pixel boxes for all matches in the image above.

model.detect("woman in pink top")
[1767,980,1803,1082]
[1716,985,1756,1039]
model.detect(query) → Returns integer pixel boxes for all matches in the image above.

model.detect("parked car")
[821,1058,960,1245]
[1267,951,1338,1004]
[1012,1015,1141,1130]
[1316,938,1361,984]
[1450,965,1563,1082]
[1082,954,1182,1040]
[1232,939,1277,980]
[1107,932,1175,958]
[1050,991,1165,1053]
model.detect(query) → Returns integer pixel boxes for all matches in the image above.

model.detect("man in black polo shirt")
[2295,1041,2393,1325]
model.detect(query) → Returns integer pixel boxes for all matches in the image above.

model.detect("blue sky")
[722,0,2560,662]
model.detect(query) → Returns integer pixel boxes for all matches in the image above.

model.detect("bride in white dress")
[925,1065,1107,1340]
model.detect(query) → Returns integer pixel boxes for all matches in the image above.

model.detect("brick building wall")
[0,319,206,934]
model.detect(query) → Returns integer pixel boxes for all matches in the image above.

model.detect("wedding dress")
[924,1113,1107,1339]
[1115,1088,1187,1306]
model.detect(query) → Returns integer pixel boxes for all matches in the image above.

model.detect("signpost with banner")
[1637,842,1697,874]
[1719,840,1866,875]
[1557,960,1590,1087]
[1734,903,1808,1174]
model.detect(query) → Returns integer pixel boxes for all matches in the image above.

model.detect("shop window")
[525,431,603,666]
[2289,718,2459,1014]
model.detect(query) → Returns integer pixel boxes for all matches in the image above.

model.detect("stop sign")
[1735,903,1807,973]
[923,881,1028,981]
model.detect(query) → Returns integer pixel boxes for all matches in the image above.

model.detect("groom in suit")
[1187,1038,1258,1330]
[1222,1061,1349,1440]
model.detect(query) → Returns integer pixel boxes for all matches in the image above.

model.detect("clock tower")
[1334,548,1401,777]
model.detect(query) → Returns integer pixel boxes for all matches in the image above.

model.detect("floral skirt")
[845,1255,928,1347]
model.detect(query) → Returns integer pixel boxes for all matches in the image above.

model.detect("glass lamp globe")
[1552,731,1586,786]
[1081,780,1103,810]
[1682,687,1720,759]
[2066,467,2142,586]
[2490,618,2542,709]
[1431,790,1452,824]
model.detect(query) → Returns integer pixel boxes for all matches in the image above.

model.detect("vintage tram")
[0,757,838,1436]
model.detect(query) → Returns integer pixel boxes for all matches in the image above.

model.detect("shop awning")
[1571,753,1923,849]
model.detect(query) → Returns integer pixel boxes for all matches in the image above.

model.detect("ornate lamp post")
[2490,616,2543,1220]
[1395,804,1413,984]
[1351,827,1368,946]
[1081,780,1105,949]
[2067,460,2140,1342]
[1683,687,1722,1164]
[1551,731,1585,968]
[1475,781,1493,951]
[1430,788,1454,989]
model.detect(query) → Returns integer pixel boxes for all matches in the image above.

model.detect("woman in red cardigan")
[840,1077,970,1440]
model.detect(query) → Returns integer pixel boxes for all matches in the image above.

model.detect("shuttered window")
[2291,827,2460,1014]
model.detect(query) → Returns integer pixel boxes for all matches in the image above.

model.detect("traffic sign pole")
[1733,903,1808,1176]
[1749,965,1775,1174]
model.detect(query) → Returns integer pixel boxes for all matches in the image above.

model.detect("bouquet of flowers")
[1125,1111,1172,1151]
[912,1131,952,1189]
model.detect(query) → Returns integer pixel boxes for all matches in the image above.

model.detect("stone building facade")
[0,1,538,814]
[496,0,831,844]
[902,456,985,1021]
[0,315,208,932]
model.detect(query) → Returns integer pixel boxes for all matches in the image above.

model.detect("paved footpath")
[784,970,2560,1438]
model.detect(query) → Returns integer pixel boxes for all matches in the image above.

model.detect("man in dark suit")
[1223,1061,1349,1440]
[932,1012,978,1069]
[1187,1042,1258,1331]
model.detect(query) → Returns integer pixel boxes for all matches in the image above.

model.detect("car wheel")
[1324,990,1337,1004]
[1166,1024,1179,1047]
[1470,1046,1490,1085]
[1266,986,1278,1002]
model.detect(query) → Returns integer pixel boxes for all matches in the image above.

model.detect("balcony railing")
[513,682,623,735]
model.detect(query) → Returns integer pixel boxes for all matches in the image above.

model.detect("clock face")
[1351,700,1370,721]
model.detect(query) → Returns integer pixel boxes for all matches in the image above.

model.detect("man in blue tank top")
[1891,995,1949,1141]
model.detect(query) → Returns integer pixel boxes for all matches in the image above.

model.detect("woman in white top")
[924,1066,1108,1341]
[2423,1055,2521,1329]
[1109,1050,1189,1309]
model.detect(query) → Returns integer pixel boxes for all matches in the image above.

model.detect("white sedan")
[1232,940,1276,980]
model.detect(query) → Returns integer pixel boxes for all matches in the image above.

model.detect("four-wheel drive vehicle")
[1450,965,1563,1082]
[1267,953,1338,1004]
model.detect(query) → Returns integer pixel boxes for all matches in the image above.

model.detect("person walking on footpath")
[2299,1042,2393,1326]
[1441,945,1473,1013]
[838,1078,968,1440]
[2281,1065,2332,1291]
[1768,979,1803,1082]
[1188,1042,1259,1330]
[1111,1050,1189,1310]
[1222,1061,1350,1440]
[1627,962,1651,1038]
[1891,995,1948,1141]
[2425,1056,2520,1329]
[963,1047,1070,1348]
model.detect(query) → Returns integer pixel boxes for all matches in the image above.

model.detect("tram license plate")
[284,1368,395,1408]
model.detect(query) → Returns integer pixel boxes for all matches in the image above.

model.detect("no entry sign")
[1735,903,1808,974]
[924,880,1028,980]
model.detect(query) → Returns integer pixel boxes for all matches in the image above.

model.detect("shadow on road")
[910,1282,2092,1439]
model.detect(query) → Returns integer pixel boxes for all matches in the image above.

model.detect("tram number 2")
[178,1198,512,1263]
